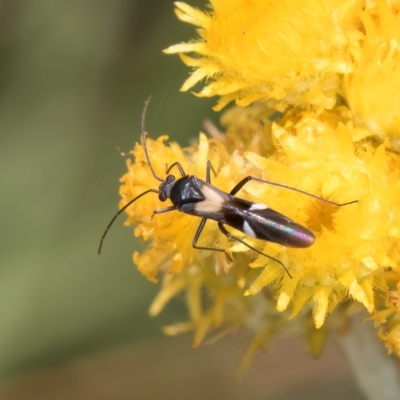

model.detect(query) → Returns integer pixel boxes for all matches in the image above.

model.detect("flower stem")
[336,316,400,400]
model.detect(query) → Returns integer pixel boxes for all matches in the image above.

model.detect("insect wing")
[246,207,316,248]
[189,179,232,218]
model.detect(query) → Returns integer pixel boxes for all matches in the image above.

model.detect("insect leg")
[166,162,186,177]
[98,188,159,254]
[152,205,176,217]
[229,176,357,207]
[192,217,233,261]
[205,160,218,183]
[217,222,292,278]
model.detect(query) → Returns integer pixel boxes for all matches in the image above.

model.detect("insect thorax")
[169,176,204,208]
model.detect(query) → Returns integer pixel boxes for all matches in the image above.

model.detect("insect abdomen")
[248,210,315,248]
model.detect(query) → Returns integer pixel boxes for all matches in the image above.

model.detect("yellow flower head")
[164,0,360,110]
[344,0,400,139]
[114,0,400,371]
[166,0,400,143]
[119,104,400,359]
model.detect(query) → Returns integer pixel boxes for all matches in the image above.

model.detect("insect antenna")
[98,189,159,254]
[98,96,163,255]
[141,96,164,183]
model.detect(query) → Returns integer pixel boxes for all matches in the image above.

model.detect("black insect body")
[99,97,357,278]
[165,172,316,249]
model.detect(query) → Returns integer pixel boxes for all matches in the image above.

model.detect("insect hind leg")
[217,222,292,278]
[192,217,233,261]
[229,176,357,207]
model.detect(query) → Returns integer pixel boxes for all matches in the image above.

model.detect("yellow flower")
[115,0,400,374]
[120,104,400,359]
[166,0,400,142]
[344,0,400,140]
[164,0,360,110]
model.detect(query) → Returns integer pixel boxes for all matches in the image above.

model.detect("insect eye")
[166,175,175,182]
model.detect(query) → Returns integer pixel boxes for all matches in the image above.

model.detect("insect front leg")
[205,160,218,183]
[217,222,292,278]
[166,162,186,177]
[152,205,176,218]
[192,217,233,261]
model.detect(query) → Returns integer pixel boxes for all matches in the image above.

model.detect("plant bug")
[98,97,357,278]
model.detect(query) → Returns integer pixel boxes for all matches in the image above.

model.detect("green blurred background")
[0,1,364,399]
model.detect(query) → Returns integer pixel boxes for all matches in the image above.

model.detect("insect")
[98,97,357,278]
